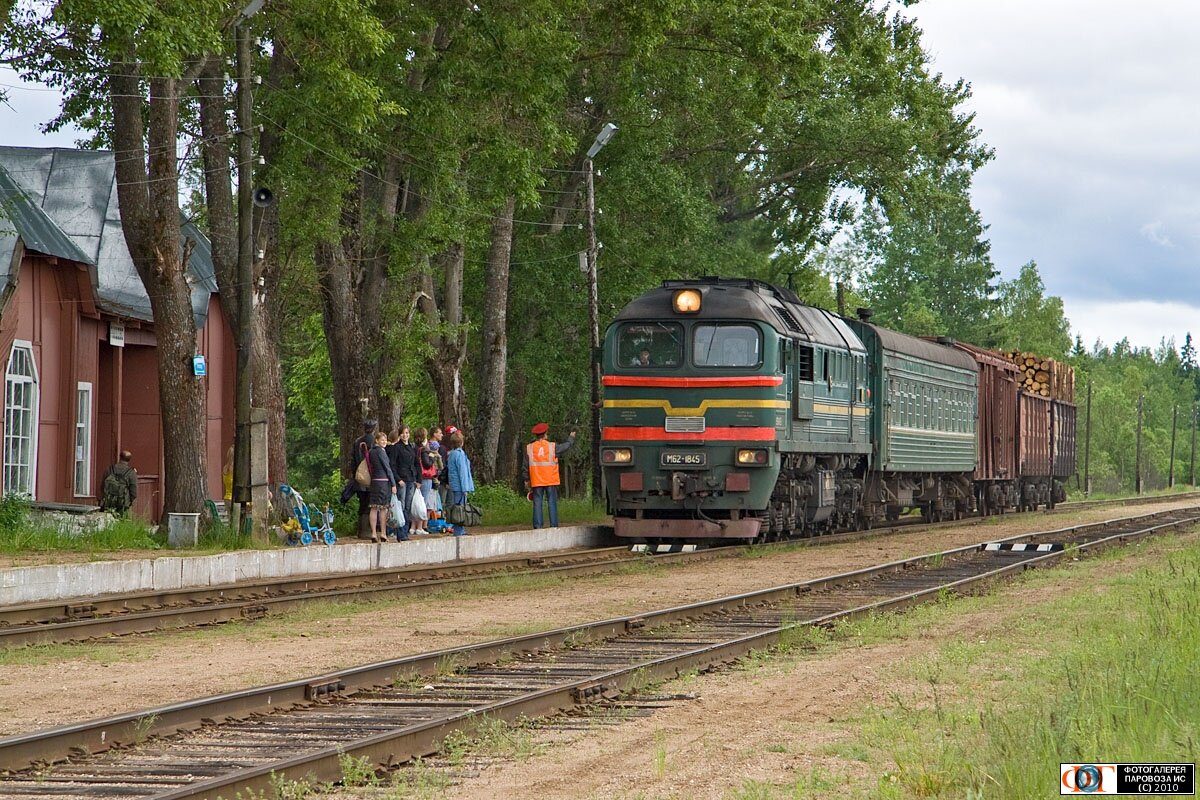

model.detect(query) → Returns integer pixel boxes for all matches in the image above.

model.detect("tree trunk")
[315,233,376,476]
[417,244,470,431]
[475,196,516,482]
[110,68,209,515]
[254,203,288,492]
[253,41,300,499]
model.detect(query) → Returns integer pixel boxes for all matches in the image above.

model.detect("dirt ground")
[0,498,1194,743]
[412,534,1196,800]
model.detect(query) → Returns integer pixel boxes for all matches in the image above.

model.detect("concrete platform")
[0,526,611,606]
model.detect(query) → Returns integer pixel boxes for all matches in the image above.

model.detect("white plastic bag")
[388,493,405,528]
[424,486,440,515]
[410,487,428,521]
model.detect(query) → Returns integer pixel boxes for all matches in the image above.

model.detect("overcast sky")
[3,2,1198,350]
[898,0,1200,351]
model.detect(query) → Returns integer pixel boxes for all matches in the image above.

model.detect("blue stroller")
[279,484,337,545]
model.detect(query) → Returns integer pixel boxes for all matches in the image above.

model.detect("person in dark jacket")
[100,450,138,514]
[351,419,378,539]
[387,425,420,539]
[367,431,397,543]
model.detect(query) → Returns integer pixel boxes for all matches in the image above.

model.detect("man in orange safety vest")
[524,422,576,528]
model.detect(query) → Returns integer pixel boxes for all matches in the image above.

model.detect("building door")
[3,341,40,497]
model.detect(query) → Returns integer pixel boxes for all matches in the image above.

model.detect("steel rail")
[0,511,1001,648]
[0,490,1190,649]
[0,507,1194,800]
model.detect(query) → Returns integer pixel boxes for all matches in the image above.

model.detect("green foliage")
[468,483,526,513]
[0,494,30,537]
[1073,338,1200,494]
[993,261,1072,357]
[857,167,998,343]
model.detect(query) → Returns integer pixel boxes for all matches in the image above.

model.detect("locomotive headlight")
[736,448,768,466]
[601,447,633,465]
[673,289,702,314]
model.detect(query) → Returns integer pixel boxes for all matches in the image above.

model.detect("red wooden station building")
[0,146,235,521]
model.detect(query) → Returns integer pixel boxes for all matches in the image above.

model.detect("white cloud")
[1139,221,1173,248]
[900,1,1200,307]
[1066,297,1200,351]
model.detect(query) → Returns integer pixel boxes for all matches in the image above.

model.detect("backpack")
[102,466,132,513]
[354,443,371,489]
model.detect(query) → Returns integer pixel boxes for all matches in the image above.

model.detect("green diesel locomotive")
[600,277,981,542]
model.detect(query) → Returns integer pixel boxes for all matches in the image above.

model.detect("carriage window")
[693,324,762,368]
[618,323,683,368]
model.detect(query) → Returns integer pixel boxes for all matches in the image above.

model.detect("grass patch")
[0,495,162,554]
[725,768,841,799]
[853,535,1200,799]
[466,483,610,528]
[440,716,544,764]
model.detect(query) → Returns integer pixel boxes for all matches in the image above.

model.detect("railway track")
[0,506,1195,800]
[0,512,1000,648]
[1,492,1192,648]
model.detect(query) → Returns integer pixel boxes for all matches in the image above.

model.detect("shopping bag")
[410,487,428,521]
[388,493,405,528]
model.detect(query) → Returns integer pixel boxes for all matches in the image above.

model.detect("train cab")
[600,278,869,542]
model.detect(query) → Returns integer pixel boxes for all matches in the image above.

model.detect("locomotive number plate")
[661,452,706,467]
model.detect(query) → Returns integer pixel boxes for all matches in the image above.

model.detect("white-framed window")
[3,341,39,497]
[74,382,94,497]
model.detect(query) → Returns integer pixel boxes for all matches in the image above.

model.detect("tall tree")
[994,261,1072,358]
[3,0,229,514]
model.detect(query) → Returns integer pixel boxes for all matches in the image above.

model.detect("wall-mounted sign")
[109,322,125,348]
[193,355,207,377]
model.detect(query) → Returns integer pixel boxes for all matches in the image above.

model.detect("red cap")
[531,422,549,435]
[445,425,459,435]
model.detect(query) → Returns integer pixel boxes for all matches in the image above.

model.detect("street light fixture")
[586,122,617,505]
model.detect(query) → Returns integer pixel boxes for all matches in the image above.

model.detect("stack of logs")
[1005,351,1075,402]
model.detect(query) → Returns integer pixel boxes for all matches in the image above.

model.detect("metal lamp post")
[232,0,264,538]
[586,122,618,504]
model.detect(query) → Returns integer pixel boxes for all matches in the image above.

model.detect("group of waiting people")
[353,420,475,541]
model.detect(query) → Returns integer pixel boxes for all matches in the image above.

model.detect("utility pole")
[1083,382,1092,496]
[232,0,264,539]
[1135,394,1144,495]
[1191,405,1197,487]
[1168,404,1178,488]
[585,122,617,505]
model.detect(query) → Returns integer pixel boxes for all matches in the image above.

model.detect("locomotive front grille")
[664,416,706,433]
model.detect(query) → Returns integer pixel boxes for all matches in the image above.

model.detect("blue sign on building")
[193,355,207,377]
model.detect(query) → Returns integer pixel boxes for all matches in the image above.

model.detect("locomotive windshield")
[618,323,683,367]
[693,323,761,368]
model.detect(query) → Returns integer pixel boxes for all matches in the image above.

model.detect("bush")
[0,494,31,537]
[470,483,527,513]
